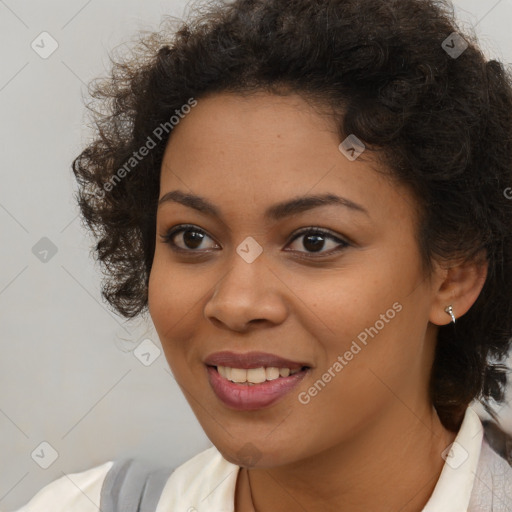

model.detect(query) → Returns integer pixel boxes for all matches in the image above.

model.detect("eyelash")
[159,224,351,259]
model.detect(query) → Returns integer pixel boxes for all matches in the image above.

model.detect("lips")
[203,351,311,410]
[203,351,310,370]
[206,365,309,410]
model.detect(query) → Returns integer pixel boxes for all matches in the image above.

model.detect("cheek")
[147,257,209,367]
[299,271,419,393]
[147,261,167,332]
[147,260,184,356]
[147,255,196,331]
[147,271,186,379]
[291,271,394,353]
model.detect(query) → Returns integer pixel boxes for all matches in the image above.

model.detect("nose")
[203,247,288,332]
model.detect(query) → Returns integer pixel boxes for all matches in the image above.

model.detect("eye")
[159,224,219,253]
[285,227,350,257]
[159,224,351,257]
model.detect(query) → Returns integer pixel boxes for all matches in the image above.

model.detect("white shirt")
[11,406,512,511]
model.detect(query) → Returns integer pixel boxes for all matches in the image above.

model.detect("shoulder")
[156,445,240,510]
[468,435,512,511]
[13,460,114,512]
[478,435,512,479]
[11,448,233,512]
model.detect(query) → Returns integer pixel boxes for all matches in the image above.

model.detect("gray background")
[1,0,512,510]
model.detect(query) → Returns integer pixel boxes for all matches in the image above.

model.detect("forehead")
[159,91,415,226]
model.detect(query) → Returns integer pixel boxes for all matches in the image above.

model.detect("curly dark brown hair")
[72,0,512,432]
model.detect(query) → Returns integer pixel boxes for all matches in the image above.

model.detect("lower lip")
[206,365,309,411]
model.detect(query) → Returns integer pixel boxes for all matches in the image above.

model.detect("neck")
[236,403,457,512]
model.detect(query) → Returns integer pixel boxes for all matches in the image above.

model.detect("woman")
[14,0,512,510]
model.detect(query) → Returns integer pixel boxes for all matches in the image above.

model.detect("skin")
[147,91,488,512]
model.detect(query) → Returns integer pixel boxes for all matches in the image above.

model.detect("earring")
[444,305,456,324]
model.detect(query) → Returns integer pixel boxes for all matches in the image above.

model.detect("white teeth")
[216,365,304,383]
[230,367,248,383]
[247,367,267,383]
[279,368,290,377]
[266,367,280,380]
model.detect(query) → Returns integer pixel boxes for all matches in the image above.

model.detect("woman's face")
[148,91,443,467]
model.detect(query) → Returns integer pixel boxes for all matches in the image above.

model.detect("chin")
[213,438,301,469]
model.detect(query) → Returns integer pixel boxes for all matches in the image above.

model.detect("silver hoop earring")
[445,305,456,324]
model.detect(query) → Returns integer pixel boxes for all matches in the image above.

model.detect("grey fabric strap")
[100,458,174,512]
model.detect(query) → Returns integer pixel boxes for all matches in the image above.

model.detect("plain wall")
[1,0,512,509]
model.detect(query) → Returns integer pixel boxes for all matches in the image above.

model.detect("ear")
[429,252,488,326]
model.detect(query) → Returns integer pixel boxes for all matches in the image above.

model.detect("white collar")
[422,406,483,511]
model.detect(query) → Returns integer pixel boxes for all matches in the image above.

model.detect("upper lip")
[204,351,310,370]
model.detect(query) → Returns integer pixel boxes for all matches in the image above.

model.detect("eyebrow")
[158,190,370,221]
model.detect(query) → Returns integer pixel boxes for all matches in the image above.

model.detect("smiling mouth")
[206,363,310,410]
